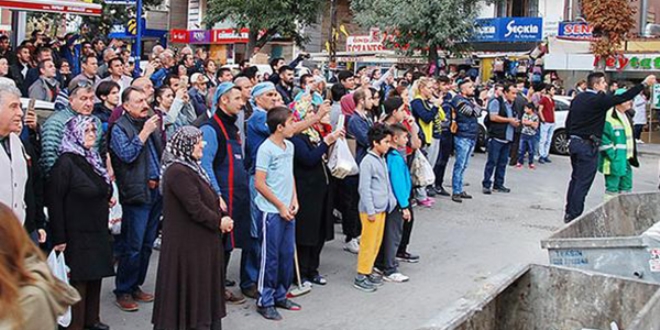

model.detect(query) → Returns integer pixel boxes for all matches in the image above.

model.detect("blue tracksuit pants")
[256,210,295,307]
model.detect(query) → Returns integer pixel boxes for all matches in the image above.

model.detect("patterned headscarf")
[291,93,322,144]
[160,126,211,191]
[60,115,110,184]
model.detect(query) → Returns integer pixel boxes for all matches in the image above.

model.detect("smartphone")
[336,114,345,132]
[24,98,36,121]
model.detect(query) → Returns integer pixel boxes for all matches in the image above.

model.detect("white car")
[477,95,572,155]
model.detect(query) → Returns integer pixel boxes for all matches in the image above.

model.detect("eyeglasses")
[69,79,93,95]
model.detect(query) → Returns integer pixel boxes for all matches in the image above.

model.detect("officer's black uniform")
[564,83,645,222]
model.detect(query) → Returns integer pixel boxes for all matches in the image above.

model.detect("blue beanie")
[212,82,236,111]
[251,81,276,98]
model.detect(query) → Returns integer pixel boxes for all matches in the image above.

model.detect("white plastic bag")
[47,250,72,327]
[327,138,359,179]
[410,150,436,187]
[108,181,122,235]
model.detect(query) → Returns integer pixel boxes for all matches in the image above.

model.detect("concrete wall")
[168,0,188,30]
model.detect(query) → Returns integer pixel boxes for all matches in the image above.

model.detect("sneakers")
[396,252,420,263]
[434,186,451,196]
[636,139,645,144]
[275,299,302,311]
[257,306,283,321]
[451,194,462,203]
[529,164,536,169]
[516,163,523,169]
[353,275,377,292]
[115,294,139,312]
[543,157,552,163]
[384,272,410,283]
[426,186,437,197]
[494,186,511,193]
[538,158,546,164]
[418,198,434,207]
[367,273,384,287]
[458,191,472,199]
[344,238,360,254]
[241,285,258,299]
[482,187,492,195]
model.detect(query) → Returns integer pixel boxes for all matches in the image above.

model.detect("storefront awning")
[0,0,102,16]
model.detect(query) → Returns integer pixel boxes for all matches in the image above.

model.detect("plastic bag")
[410,150,435,187]
[47,250,72,327]
[108,181,122,235]
[327,138,359,179]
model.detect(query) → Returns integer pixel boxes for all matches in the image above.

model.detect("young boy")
[254,106,300,320]
[354,124,397,292]
[375,123,412,283]
[517,102,540,169]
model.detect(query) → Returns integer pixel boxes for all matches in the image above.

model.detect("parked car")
[476,95,572,155]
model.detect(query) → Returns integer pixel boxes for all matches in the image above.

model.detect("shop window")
[496,0,539,17]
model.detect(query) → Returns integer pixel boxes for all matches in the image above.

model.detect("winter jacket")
[598,108,639,176]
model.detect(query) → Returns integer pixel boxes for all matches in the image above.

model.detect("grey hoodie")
[358,150,397,215]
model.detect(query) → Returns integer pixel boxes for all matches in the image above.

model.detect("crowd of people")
[0,31,658,330]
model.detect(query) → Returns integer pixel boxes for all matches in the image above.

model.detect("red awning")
[0,0,102,16]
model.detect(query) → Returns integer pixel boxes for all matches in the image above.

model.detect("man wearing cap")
[189,72,210,117]
[200,82,249,303]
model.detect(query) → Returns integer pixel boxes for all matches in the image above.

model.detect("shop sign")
[652,84,660,109]
[211,28,249,44]
[558,22,593,39]
[346,35,385,52]
[189,30,211,44]
[473,17,543,42]
[170,29,189,43]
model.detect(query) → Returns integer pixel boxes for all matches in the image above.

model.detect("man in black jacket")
[564,72,655,223]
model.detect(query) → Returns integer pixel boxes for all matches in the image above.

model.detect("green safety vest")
[598,108,634,176]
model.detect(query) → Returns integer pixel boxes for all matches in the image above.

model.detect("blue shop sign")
[473,17,543,42]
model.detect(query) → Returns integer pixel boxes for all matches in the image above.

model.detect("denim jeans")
[434,130,453,188]
[452,136,475,194]
[482,139,511,189]
[114,189,162,296]
[539,123,555,158]
[518,134,536,165]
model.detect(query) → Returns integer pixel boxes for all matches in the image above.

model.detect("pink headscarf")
[340,93,356,117]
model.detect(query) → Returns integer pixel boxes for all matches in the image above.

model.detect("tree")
[351,0,487,75]
[581,0,635,69]
[205,0,325,58]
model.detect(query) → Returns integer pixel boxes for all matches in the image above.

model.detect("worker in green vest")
[598,88,639,200]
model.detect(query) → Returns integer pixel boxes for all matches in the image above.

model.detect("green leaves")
[351,0,485,57]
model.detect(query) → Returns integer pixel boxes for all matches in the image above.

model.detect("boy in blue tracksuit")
[375,123,413,283]
[254,106,301,321]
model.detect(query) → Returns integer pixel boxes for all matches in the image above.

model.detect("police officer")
[564,72,656,223]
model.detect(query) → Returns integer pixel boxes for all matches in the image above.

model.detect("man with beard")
[450,79,481,203]
[275,65,295,106]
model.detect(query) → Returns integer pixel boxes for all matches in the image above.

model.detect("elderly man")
[109,77,156,124]
[189,72,210,117]
[151,50,176,89]
[40,80,102,175]
[110,87,164,312]
[0,83,28,224]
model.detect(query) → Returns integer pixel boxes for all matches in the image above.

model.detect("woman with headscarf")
[152,126,234,330]
[289,95,344,285]
[48,115,114,330]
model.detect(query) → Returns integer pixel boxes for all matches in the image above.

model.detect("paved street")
[100,152,660,330]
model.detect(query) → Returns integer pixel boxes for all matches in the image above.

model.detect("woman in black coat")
[49,116,113,330]
[290,100,344,285]
[152,126,234,330]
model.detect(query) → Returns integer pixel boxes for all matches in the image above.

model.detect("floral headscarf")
[291,93,323,144]
[60,116,109,184]
[160,126,211,191]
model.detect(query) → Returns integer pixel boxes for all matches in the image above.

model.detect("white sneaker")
[384,272,409,283]
[636,139,645,144]
[343,238,360,254]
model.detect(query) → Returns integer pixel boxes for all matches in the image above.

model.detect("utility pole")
[134,0,143,76]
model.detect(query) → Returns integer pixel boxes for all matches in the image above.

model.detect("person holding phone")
[109,86,164,312]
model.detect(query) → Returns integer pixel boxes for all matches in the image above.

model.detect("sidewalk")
[637,143,660,157]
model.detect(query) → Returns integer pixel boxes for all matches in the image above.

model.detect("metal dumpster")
[420,264,660,330]
[541,192,660,282]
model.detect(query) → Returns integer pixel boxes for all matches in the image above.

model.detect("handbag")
[108,181,122,235]
[410,150,435,187]
[327,138,359,179]
[47,250,72,327]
